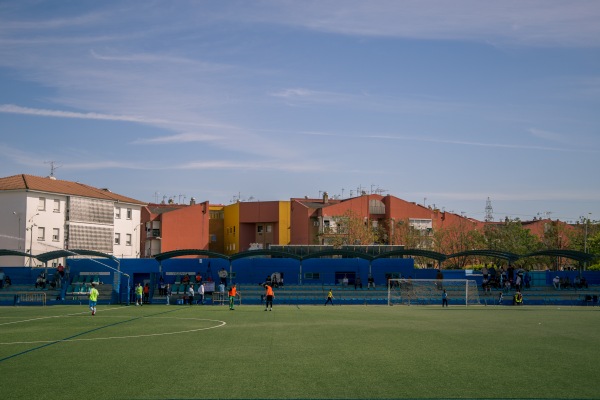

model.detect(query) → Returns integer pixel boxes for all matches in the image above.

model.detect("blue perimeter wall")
[2,256,600,304]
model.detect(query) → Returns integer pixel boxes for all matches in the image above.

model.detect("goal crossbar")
[387,278,481,306]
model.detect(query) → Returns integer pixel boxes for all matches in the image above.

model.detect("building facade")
[0,174,146,266]
[223,200,291,255]
[290,192,484,248]
[141,199,211,257]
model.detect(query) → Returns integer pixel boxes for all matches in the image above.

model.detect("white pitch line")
[0,306,124,326]
[0,318,226,345]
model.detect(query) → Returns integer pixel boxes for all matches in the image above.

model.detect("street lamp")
[27,213,39,266]
[13,211,21,250]
[584,212,591,254]
[584,213,591,271]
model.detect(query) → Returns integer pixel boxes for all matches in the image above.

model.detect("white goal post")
[387,278,481,306]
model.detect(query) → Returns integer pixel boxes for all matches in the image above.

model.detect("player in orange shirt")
[228,283,238,310]
[264,284,274,311]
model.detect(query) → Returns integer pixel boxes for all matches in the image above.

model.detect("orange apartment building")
[140,200,210,257]
[136,194,575,258]
[290,192,484,246]
[223,200,291,255]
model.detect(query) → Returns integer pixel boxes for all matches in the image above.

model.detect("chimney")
[190,197,196,205]
[323,192,329,204]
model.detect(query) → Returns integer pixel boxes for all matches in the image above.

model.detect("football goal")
[387,278,481,306]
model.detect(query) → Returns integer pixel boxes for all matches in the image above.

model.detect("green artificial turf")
[1,304,599,399]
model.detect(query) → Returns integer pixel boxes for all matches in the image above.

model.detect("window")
[257,225,263,234]
[115,233,121,245]
[305,272,320,280]
[210,234,217,243]
[53,199,60,212]
[115,207,121,219]
[38,197,46,211]
[37,227,45,241]
[52,228,60,242]
[126,234,132,246]
[266,225,272,233]
[126,208,132,219]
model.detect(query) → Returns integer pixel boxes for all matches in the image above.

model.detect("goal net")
[387,279,481,306]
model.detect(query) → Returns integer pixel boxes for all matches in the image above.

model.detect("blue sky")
[1,0,599,223]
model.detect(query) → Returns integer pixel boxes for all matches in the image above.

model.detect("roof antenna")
[44,161,61,179]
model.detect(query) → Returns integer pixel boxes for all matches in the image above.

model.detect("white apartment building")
[0,174,146,267]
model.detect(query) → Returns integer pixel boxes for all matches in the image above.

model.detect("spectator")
[50,274,60,289]
[165,283,171,305]
[57,263,65,279]
[143,283,150,304]
[354,276,362,290]
[218,268,228,286]
[513,291,523,306]
[182,274,190,284]
[35,272,46,289]
[482,277,491,293]
[498,292,503,305]
[197,283,205,305]
[0,269,4,289]
[367,275,375,289]
[195,272,202,284]
[515,274,522,291]
[4,275,12,288]
[524,271,531,289]
[436,269,444,290]
[158,276,165,295]
[342,274,349,286]
[135,283,143,306]
[580,276,589,289]
[553,276,560,290]
[324,289,334,306]
[488,265,496,278]
[482,264,488,279]
[507,265,515,284]
[188,284,195,305]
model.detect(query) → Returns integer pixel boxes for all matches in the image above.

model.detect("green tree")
[483,219,543,269]
[433,221,486,269]
[321,210,380,248]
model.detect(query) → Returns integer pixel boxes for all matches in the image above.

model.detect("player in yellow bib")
[89,282,99,316]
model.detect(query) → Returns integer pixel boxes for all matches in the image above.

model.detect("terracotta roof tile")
[0,174,146,205]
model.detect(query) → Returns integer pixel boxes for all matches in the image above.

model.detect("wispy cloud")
[528,128,568,143]
[0,104,168,124]
[239,0,600,47]
[136,132,222,144]
[296,129,598,154]
[421,190,600,202]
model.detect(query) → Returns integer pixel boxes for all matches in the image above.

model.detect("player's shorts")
[266,295,273,302]
[89,300,97,308]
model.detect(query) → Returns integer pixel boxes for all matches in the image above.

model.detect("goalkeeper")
[89,282,99,316]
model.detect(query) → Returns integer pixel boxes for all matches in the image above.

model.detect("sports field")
[1,304,599,400]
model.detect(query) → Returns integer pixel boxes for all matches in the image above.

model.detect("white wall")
[113,205,142,258]
[25,193,68,267]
